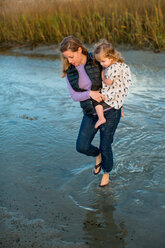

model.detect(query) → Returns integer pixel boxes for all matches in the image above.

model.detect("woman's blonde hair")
[60,36,87,77]
[94,39,124,63]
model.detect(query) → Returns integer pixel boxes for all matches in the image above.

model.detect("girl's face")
[99,56,113,68]
[63,47,84,66]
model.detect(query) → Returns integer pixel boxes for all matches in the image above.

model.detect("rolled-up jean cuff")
[102,170,110,174]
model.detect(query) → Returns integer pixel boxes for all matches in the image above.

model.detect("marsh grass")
[0,0,165,50]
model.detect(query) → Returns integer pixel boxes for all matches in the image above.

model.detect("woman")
[60,36,121,187]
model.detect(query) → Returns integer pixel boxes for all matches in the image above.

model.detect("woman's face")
[63,47,84,66]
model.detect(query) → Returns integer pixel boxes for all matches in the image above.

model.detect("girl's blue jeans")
[76,108,121,173]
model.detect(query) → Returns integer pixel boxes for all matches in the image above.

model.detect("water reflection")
[0,50,165,247]
[83,190,127,248]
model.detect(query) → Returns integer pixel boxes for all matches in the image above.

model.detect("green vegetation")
[0,0,165,50]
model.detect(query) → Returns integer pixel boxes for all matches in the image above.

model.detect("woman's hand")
[89,90,106,102]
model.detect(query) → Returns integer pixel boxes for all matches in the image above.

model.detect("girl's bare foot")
[94,153,102,174]
[99,173,109,187]
[95,118,106,129]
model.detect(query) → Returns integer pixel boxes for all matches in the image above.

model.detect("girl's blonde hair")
[94,39,124,63]
[60,36,87,77]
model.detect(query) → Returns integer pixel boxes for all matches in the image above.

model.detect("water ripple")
[68,195,97,212]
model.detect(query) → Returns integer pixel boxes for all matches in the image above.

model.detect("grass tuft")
[0,0,165,50]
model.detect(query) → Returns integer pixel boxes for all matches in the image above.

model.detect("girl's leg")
[95,104,106,129]
[76,114,99,157]
[121,107,124,117]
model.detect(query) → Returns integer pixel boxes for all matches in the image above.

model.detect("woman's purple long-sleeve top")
[66,63,92,101]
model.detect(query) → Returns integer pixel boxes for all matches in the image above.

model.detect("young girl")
[93,40,131,129]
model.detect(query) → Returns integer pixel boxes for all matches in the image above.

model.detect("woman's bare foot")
[99,173,110,187]
[95,118,106,129]
[94,153,102,174]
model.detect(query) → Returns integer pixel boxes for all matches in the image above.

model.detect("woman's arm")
[66,77,105,102]
[66,77,90,102]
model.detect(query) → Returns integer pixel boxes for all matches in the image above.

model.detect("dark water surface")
[0,48,165,248]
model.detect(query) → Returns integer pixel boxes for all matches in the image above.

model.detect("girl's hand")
[101,69,113,85]
[104,78,113,85]
[89,91,106,102]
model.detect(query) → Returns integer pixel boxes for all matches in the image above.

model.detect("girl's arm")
[103,64,131,107]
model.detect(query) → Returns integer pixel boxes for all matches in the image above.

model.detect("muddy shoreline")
[0,42,164,57]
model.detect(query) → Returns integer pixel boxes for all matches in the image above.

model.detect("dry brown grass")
[0,0,165,50]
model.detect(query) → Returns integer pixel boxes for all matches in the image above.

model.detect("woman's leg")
[99,108,121,173]
[76,114,100,157]
[98,108,121,186]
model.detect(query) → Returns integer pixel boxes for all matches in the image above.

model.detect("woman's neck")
[79,54,87,65]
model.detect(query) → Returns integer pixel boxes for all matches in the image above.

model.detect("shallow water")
[0,48,165,248]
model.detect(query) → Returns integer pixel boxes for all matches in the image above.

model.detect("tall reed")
[0,0,164,50]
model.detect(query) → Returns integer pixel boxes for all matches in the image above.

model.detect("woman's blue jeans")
[76,108,121,173]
